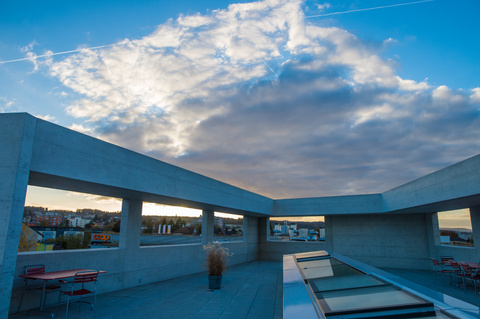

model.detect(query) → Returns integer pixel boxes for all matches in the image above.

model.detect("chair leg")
[65,297,70,319]
[94,293,97,316]
[17,291,26,313]
[57,291,62,315]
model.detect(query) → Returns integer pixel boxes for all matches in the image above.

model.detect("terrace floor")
[9,261,480,319]
[10,260,283,319]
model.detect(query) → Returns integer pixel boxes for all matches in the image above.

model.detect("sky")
[1,0,479,226]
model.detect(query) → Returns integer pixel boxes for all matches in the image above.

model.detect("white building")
[68,217,92,228]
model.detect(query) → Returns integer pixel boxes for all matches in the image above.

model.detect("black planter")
[208,275,222,289]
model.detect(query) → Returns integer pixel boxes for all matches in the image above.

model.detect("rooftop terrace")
[3,113,480,318]
[8,261,480,319]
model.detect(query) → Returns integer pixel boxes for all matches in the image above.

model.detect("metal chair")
[449,260,464,288]
[17,264,61,312]
[431,258,453,285]
[59,270,99,319]
[458,262,480,294]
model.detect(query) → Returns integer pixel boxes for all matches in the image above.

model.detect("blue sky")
[1,0,479,225]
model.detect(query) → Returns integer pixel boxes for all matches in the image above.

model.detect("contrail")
[0,43,128,65]
[0,0,434,64]
[306,0,434,18]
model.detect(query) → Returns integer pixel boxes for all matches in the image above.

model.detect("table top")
[20,269,106,280]
[461,261,480,269]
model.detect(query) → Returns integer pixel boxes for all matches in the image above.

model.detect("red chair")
[17,264,61,312]
[458,262,480,294]
[449,261,465,288]
[59,270,99,319]
[440,256,454,263]
[431,258,453,285]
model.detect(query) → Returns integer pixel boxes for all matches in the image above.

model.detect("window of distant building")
[268,216,325,242]
[437,208,474,247]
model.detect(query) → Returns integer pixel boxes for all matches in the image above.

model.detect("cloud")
[316,3,331,11]
[471,87,480,103]
[32,0,480,198]
[0,96,16,112]
[35,114,56,122]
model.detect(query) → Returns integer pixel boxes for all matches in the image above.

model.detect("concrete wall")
[260,241,328,261]
[325,214,432,269]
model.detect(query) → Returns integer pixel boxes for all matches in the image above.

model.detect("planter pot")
[208,275,222,289]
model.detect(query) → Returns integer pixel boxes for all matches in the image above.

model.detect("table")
[19,269,106,316]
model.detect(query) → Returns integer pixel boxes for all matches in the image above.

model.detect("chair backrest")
[431,258,441,266]
[25,264,46,275]
[459,262,472,273]
[450,260,462,270]
[74,271,99,284]
[440,256,454,263]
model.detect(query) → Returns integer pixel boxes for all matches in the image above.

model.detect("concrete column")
[244,216,258,244]
[257,217,268,260]
[243,216,249,245]
[425,212,440,259]
[119,199,143,249]
[0,113,36,319]
[470,207,480,256]
[430,213,441,243]
[324,215,333,251]
[257,217,268,244]
[202,210,214,244]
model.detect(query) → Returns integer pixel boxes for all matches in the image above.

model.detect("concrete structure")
[2,112,480,317]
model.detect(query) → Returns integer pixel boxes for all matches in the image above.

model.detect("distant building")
[68,216,92,228]
[298,228,308,238]
[51,216,63,226]
[34,214,64,226]
[274,223,289,235]
[30,226,84,242]
[35,215,50,224]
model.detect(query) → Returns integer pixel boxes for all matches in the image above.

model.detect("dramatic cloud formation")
[31,0,480,198]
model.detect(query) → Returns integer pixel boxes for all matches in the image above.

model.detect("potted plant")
[203,242,233,289]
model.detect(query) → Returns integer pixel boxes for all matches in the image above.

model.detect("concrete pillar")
[243,215,249,246]
[469,207,480,256]
[119,199,143,249]
[202,210,214,244]
[257,217,268,260]
[324,215,333,251]
[257,217,268,244]
[426,212,441,259]
[0,113,36,319]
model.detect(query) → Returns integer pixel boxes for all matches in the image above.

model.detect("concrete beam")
[26,115,273,217]
[273,194,383,216]
[383,155,480,213]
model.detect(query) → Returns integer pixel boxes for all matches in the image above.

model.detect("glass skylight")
[290,251,459,319]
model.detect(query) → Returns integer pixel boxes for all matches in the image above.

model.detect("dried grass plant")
[203,242,233,276]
